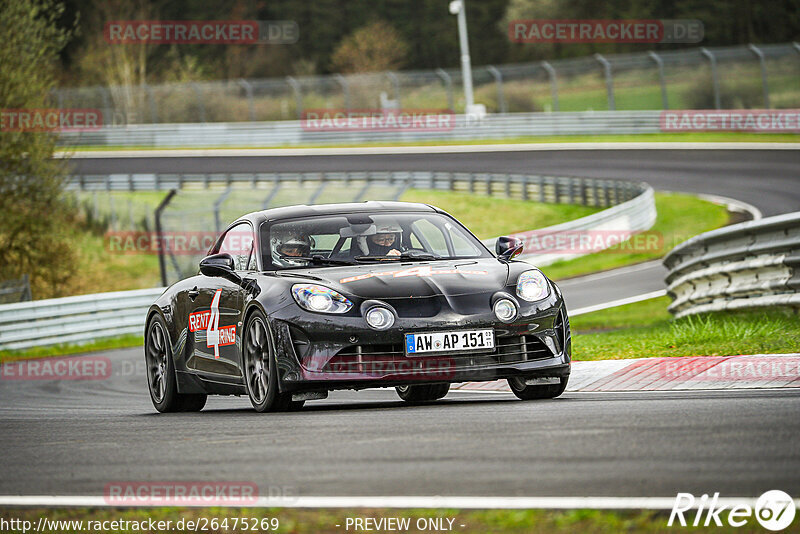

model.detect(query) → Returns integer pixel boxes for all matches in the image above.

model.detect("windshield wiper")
[354,251,439,262]
[288,255,355,266]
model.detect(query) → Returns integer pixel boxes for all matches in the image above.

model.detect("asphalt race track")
[68,148,800,216]
[1,347,799,498]
[1,147,794,499]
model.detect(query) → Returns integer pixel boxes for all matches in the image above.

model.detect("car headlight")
[292,284,353,314]
[516,270,551,302]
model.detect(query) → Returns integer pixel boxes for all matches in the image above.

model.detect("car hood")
[276,258,509,299]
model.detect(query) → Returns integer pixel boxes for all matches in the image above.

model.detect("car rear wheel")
[243,311,283,412]
[396,383,450,402]
[507,376,568,400]
[145,315,207,412]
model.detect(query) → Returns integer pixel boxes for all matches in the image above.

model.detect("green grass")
[61,131,800,151]
[0,507,771,533]
[571,297,800,361]
[542,193,730,280]
[0,335,142,363]
[401,189,601,239]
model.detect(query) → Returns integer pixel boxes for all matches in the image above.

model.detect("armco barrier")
[1,173,655,350]
[664,212,800,318]
[0,288,164,351]
[59,111,667,147]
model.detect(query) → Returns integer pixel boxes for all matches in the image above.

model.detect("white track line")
[57,142,800,158]
[570,290,667,316]
[4,495,794,510]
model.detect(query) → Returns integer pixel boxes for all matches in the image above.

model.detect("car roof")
[238,201,441,225]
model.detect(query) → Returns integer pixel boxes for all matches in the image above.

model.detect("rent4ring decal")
[188,289,236,359]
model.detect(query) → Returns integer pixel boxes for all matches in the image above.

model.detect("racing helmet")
[357,221,403,255]
[271,232,312,266]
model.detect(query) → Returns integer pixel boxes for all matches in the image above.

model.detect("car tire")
[145,314,207,413]
[242,310,283,413]
[507,376,568,400]
[396,383,450,402]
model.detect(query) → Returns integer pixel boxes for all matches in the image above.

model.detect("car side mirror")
[200,253,237,279]
[496,236,524,262]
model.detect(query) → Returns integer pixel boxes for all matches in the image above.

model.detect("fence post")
[386,72,401,108]
[155,190,177,287]
[594,54,615,111]
[486,66,506,113]
[238,79,256,121]
[190,83,206,123]
[335,74,350,112]
[286,76,303,119]
[541,61,559,111]
[143,83,158,124]
[436,69,455,111]
[700,48,721,110]
[748,44,770,108]
[214,187,233,233]
[100,87,112,125]
[648,51,669,110]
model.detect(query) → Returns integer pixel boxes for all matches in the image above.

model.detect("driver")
[365,222,403,256]
[271,232,312,266]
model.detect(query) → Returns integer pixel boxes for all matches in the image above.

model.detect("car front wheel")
[507,376,568,400]
[396,383,450,402]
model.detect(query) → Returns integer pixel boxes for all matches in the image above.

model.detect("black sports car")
[144,201,571,412]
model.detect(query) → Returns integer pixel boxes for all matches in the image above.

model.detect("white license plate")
[405,329,494,355]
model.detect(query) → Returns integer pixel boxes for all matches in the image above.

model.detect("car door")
[187,222,255,380]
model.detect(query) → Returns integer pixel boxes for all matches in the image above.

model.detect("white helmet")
[271,232,311,267]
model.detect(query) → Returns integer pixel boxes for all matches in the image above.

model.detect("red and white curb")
[452,353,800,393]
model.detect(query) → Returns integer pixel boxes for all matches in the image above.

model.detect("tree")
[0,0,78,299]
[330,20,409,73]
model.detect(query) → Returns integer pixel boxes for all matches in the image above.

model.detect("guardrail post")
[748,44,771,108]
[487,66,506,113]
[335,74,350,112]
[286,76,303,119]
[262,180,282,209]
[541,61,558,111]
[648,51,669,110]
[581,179,588,206]
[238,79,256,121]
[521,176,528,200]
[155,190,177,287]
[537,176,545,203]
[436,69,455,111]
[701,48,721,110]
[594,54,615,111]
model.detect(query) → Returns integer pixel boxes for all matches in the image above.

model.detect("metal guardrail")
[0,288,165,351]
[664,212,800,318]
[1,172,655,350]
[0,275,32,304]
[59,110,673,147]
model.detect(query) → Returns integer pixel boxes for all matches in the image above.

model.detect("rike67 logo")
[188,290,236,359]
[669,490,796,531]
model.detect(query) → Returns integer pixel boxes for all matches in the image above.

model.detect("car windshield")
[260,211,490,270]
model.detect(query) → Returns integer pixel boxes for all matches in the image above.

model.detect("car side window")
[411,219,448,255]
[218,223,254,271]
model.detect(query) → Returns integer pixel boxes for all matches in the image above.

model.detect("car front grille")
[317,334,553,374]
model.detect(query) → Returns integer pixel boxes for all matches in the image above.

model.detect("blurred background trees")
[51,0,800,85]
[0,0,79,298]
